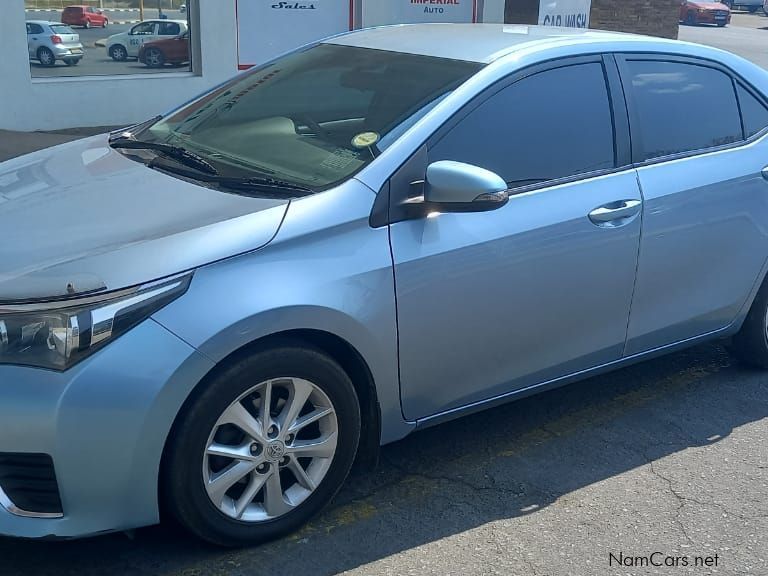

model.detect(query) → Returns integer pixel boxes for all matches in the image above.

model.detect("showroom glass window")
[429,62,616,189]
[26,2,193,79]
[625,60,743,159]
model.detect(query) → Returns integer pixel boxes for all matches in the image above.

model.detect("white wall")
[483,0,506,22]
[0,0,239,131]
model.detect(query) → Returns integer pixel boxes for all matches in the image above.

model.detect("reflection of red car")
[138,32,190,68]
[679,0,731,26]
[61,5,108,29]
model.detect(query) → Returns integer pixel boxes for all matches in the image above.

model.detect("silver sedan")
[2,24,768,546]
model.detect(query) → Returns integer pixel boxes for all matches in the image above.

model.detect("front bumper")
[696,10,731,23]
[0,319,214,539]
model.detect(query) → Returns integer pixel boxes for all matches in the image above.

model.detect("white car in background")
[106,19,188,61]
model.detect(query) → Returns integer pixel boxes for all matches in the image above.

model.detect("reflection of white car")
[106,19,188,61]
[180,4,187,13]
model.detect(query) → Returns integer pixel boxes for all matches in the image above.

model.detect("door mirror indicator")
[423,161,508,214]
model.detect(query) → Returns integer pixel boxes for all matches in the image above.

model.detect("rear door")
[617,55,768,354]
[390,56,644,421]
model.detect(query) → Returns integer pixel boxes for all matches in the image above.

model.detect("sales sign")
[361,0,479,27]
[236,0,354,69]
[538,0,591,28]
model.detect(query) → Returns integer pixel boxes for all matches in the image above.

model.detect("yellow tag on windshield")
[351,132,380,149]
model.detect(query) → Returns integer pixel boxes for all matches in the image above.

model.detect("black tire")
[84,19,91,29]
[748,5,760,12]
[102,19,108,28]
[686,11,697,25]
[717,21,727,26]
[63,58,80,66]
[144,47,165,68]
[730,278,768,368]
[109,44,127,61]
[163,345,361,547]
[37,47,56,67]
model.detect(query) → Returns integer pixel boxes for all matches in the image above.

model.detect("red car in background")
[138,32,190,68]
[680,0,731,25]
[61,5,109,29]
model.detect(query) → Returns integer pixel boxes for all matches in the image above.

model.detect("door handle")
[588,199,642,226]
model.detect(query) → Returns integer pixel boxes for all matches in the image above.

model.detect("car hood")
[0,134,289,303]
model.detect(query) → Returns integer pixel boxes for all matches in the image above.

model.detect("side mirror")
[424,161,508,213]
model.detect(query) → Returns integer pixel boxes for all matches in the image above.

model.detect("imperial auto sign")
[361,0,478,26]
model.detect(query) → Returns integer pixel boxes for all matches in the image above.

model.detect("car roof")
[26,20,62,25]
[138,19,187,24]
[327,23,684,64]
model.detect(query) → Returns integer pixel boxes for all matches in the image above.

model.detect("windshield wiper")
[147,159,315,196]
[110,138,218,176]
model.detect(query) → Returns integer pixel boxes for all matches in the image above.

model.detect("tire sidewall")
[165,346,361,546]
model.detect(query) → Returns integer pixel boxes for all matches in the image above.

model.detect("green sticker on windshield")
[351,132,380,149]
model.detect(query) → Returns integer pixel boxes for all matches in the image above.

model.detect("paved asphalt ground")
[1,13,768,576]
[25,9,189,77]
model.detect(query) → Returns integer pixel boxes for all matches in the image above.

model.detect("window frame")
[371,54,632,228]
[425,54,631,197]
[615,53,768,167]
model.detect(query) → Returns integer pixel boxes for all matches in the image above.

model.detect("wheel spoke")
[288,431,338,459]
[288,406,334,434]
[287,458,316,491]
[219,401,266,443]
[206,461,257,507]
[259,380,274,435]
[206,441,251,460]
[278,379,314,434]
[234,473,268,519]
[263,469,292,517]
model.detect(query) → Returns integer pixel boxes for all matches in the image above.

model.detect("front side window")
[138,44,482,191]
[131,22,156,35]
[737,83,768,139]
[430,62,616,189]
[626,60,742,160]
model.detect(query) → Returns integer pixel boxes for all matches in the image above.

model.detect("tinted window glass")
[430,63,615,188]
[737,84,768,138]
[50,25,75,35]
[159,22,180,35]
[626,60,742,159]
[27,23,44,34]
[131,22,155,35]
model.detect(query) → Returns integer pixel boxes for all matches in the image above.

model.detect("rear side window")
[737,84,768,138]
[430,62,616,188]
[625,60,742,160]
[158,22,181,35]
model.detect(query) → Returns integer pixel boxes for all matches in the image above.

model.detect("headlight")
[0,275,190,371]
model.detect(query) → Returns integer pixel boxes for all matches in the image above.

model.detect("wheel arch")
[157,328,382,516]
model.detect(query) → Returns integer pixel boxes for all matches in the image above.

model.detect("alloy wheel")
[202,377,338,523]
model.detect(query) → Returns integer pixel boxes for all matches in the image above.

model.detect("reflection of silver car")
[26,20,84,67]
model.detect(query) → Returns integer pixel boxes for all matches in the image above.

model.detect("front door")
[390,58,644,421]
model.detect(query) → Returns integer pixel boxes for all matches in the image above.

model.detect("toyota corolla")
[2,24,768,546]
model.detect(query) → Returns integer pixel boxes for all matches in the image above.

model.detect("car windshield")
[50,25,75,34]
[136,44,482,191]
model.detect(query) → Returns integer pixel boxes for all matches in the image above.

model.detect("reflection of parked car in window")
[106,20,188,61]
[180,4,187,12]
[138,32,190,68]
[679,0,731,25]
[26,21,84,67]
[61,5,108,28]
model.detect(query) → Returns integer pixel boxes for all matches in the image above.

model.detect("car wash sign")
[538,0,591,28]
[236,0,353,69]
[361,0,478,27]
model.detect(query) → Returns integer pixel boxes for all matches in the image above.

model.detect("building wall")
[0,0,239,131]
[505,0,680,38]
[590,0,680,38]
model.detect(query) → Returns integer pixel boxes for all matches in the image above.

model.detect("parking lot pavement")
[0,342,764,575]
[679,12,768,68]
